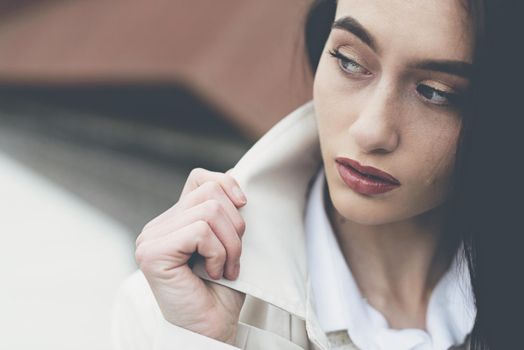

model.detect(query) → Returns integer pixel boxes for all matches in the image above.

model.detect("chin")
[329,191,398,226]
[334,202,399,226]
[328,184,420,226]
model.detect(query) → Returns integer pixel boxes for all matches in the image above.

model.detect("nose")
[348,82,400,154]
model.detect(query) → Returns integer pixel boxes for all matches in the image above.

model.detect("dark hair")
[304,1,524,349]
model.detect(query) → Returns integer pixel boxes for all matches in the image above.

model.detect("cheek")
[313,52,350,116]
[413,121,461,199]
[313,65,337,124]
[313,64,355,146]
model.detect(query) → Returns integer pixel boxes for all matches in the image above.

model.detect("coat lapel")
[192,100,331,348]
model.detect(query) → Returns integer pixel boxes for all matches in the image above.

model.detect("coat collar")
[192,100,472,350]
[193,100,320,317]
[192,101,326,340]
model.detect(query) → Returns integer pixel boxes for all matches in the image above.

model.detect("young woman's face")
[313,0,473,225]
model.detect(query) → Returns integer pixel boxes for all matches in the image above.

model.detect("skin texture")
[136,0,475,343]
[313,0,474,329]
[135,168,247,345]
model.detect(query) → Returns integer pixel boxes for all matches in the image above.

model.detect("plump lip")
[335,157,401,185]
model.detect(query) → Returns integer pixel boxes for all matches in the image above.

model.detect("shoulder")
[111,270,164,349]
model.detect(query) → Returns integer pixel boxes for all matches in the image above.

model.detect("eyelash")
[415,85,460,107]
[328,48,370,76]
[327,48,461,108]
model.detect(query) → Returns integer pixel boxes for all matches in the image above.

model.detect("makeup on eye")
[328,46,465,107]
[417,85,451,104]
[416,84,462,107]
[328,48,371,76]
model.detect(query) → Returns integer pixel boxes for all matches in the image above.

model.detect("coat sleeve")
[110,269,241,350]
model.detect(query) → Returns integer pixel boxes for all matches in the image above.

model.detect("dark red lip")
[335,157,401,185]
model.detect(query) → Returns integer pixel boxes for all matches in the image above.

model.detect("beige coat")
[112,101,472,350]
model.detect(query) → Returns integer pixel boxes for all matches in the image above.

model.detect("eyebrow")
[332,16,377,52]
[409,60,472,78]
[331,15,472,78]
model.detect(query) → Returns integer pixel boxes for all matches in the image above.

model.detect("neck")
[324,186,458,330]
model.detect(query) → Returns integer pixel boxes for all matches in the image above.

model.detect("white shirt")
[305,168,476,350]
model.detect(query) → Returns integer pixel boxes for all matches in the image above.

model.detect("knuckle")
[136,221,154,246]
[140,219,154,234]
[135,234,143,248]
[189,167,205,179]
[202,181,222,196]
[224,172,238,186]
[194,219,210,233]
[206,240,226,262]
[235,217,246,234]
[204,199,222,217]
[194,220,212,241]
[135,244,152,267]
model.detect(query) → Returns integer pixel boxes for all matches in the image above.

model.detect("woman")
[112,0,524,349]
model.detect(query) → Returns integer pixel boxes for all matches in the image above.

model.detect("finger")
[180,168,247,207]
[136,220,227,280]
[137,203,179,244]
[137,182,246,245]
[177,181,246,236]
[140,168,246,240]
[138,199,242,280]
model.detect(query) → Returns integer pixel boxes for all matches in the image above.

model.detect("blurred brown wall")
[0,0,314,137]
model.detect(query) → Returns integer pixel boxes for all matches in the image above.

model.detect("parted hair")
[303,1,524,349]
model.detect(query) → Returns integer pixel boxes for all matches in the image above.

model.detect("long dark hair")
[304,1,524,349]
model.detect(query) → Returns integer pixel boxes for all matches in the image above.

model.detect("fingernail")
[233,186,246,204]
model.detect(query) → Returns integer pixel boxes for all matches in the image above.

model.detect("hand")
[135,167,247,345]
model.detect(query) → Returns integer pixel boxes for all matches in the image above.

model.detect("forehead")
[334,0,474,63]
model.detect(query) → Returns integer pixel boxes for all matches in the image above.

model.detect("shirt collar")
[305,167,476,350]
[191,100,473,350]
[305,167,368,334]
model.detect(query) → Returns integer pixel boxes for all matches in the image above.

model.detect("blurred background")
[0,0,314,349]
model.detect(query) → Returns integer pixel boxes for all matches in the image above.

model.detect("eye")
[328,48,371,76]
[416,84,460,106]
